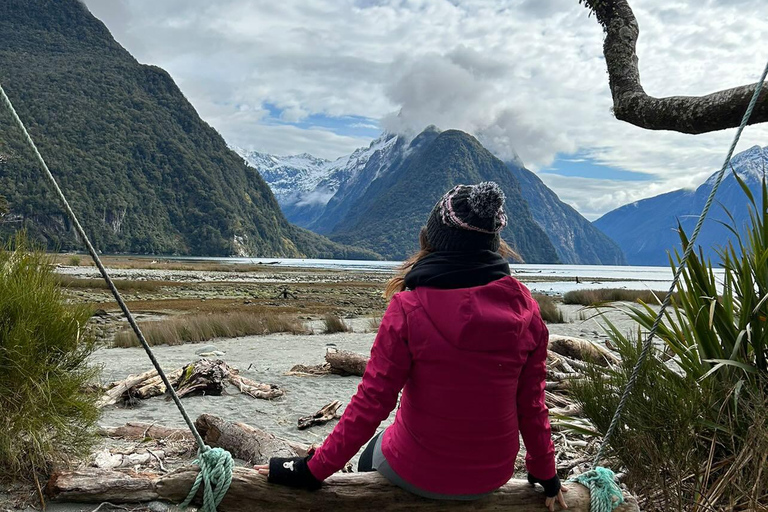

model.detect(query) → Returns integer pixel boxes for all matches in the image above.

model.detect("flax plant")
[569,175,768,511]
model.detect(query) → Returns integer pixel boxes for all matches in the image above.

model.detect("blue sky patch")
[542,152,655,181]
[262,102,380,138]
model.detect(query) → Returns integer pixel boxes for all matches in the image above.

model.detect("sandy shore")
[3,258,656,511]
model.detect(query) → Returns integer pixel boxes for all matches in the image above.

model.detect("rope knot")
[567,466,625,512]
[180,446,234,512]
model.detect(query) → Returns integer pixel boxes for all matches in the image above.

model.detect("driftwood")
[46,467,640,511]
[298,400,342,430]
[134,368,184,399]
[325,348,368,376]
[98,360,284,406]
[98,368,160,407]
[99,422,193,442]
[175,359,230,398]
[548,336,619,366]
[229,373,284,400]
[92,448,166,471]
[285,363,332,376]
[195,414,309,464]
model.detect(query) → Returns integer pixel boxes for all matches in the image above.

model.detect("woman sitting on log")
[256,182,568,511]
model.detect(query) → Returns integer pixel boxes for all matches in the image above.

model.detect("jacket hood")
[414,276,535,352]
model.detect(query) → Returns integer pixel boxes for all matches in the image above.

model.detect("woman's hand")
[545,486,568,511]
[254,456,322,490]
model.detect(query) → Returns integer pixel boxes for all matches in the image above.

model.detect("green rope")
[0,82,233,511]
[181,447,236,512]
[568,467,624,512]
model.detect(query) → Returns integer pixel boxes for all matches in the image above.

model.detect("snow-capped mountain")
[232,133,401,228]
[594,145,767,266]
[236,126,628,264]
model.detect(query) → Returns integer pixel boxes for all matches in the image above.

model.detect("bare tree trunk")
[47,467,641,511]
[580,0,768,133]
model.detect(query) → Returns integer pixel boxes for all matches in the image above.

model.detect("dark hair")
[383,228,522,300]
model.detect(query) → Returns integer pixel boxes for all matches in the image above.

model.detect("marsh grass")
[570,175,768,511]
[563,288,673,306]
[0,234,100,479]
[112,311,308,347]
[533,293,565,323]
[323,314,352,334]
[56,274,179,293]
[367,313,382,332]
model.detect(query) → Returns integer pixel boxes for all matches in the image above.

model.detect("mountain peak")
[705,145,767,186]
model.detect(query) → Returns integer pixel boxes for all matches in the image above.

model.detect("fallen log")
[325,348,368,376]
[195,414,309,463]
[298,400,342,430]
[46,467,640,511]
[548,335,619,366]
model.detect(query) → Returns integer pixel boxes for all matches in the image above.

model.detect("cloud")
[80,0,768,217]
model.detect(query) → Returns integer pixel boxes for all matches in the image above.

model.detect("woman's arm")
[516,314,557,481]
[306,294,412,481]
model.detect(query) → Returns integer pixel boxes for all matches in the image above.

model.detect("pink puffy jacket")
[307,275,556,495]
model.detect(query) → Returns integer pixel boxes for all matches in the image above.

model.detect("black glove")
[267,454,322,490]
[527,473,561,498]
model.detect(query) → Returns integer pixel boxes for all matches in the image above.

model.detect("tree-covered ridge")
[0,0,378,260]
[329,130,560,263]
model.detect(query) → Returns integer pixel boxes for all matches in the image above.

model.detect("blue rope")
[0,83,233,512]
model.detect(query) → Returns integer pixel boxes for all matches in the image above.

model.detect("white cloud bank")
[82,0,768,217]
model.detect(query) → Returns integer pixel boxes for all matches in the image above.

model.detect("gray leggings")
[357,430,491,501]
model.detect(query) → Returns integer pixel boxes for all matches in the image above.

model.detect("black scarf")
[404,250,511,290]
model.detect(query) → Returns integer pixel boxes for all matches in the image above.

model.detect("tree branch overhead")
[580,0,768,133]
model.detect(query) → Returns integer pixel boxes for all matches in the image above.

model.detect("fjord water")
[155,256,723,295]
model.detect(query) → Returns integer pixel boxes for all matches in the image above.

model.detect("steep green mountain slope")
[0,0,377,259]
[507,163,626,265]
[329,130,560,262]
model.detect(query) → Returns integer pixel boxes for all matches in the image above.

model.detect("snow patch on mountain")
[705,145,767,186]
[231,132,400,211]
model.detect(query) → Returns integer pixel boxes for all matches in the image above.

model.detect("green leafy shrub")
[570,176,768,511]
[0,233,100,479]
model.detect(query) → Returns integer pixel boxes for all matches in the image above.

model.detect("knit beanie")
[425,181,508,252]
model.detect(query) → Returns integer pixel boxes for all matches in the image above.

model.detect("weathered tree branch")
[581,0,768,133]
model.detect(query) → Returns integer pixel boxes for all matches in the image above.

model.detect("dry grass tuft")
[562,288,671,306]
[56,275,180,293]
[533,293,565,323]
[112,311,308,347]
[323,314,352,334]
